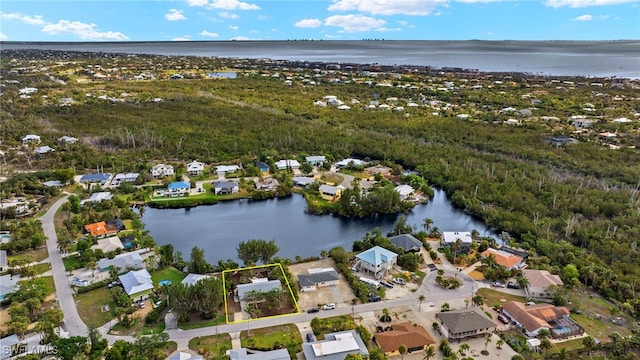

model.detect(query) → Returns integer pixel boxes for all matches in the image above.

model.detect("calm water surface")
[143,189,497,264]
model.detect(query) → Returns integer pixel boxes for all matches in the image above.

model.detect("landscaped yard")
[476,288,527,308]
[8,247,49,263]
[189,333,232,359]
[240,323,302,354]
[26,262,51,275]
[63,255,81,271]
[178,314,226,330]
[75,287,116,327]
[549,337,585,354]
[151,266,186,285]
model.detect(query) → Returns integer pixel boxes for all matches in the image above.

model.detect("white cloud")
[200,30,220,37]
[172,36,191,41]
[207,0,260,10]
[574,14,593,20]
[456,0,503,3]
[165,9,187,21]
[324,14,386,32]
[328,0,447,15]
[187,0,209,6]
[229,25,239,30]
[231,35,259,40]
[0,32,7,40]
[42,20,128,40]
[218,11,238,18]
[544,0,636,7]
[0,12,46,25]
[295,18,323,28]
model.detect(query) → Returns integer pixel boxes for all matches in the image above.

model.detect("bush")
[76,278,111,294]
[145,309,159,324]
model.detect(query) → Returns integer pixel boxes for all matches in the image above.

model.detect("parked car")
[71,277,89,287]
[392,278,407,285]
[492,281,506,288]
[307,308,320,313]
[138,300,145,309]
[427,264,438,271]
[498,314,510,324]
[507,282,520,289]
[306,333,314,342]
[380,281,394,289]
[322,303,335,310]
[369,295,382,302]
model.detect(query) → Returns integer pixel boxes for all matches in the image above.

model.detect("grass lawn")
[27,263,51,275]
[240,323,302,353]
[570,313,630,343]
[163,341,178,358]
[178,314,226,330]
[74,287,116,327]
[550,338,585,354]
[151,266,186,285]
[476,288,527,308]
[122,219,133,229]
[8,247,49,263]
[311,315,356,340]
[139,321,166,335]
[110,317,141,333]
[63,256,82,271]
[321,173,345,185]
[189,333,232,358]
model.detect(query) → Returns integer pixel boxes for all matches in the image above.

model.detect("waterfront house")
[354,246,398,279]
[374,322,435,355]
[435,308,496,341]
[181,273,211,287]
[305,155,327,166]
[151,164,174,178]
[80,191,113,205]
[302,330,368,360]
[364,165,392,177]
[111,173,139,185]
[523,269,564,299]
[293,176,315,188]
[254,177,279,191]
[119,269,154,301]
[235,278,282,301]
[229,348,288,360]
[213,180,239,195]
[167,181,190,196]
[84,221,118,238]
[298,268,339,292]
[275,159,301,170]
[388,234,423,253]
[502,301,581,338]
[319,184,344,202]
[91,236,124,253]
[440,231,473,252]
[187,161,205,176]
[480,248,525,269]
[394,184,414,200]
[98,250,145,272]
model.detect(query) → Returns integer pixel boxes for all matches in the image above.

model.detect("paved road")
[41,195,89,337]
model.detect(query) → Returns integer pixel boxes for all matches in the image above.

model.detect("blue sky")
[1,0,638,41]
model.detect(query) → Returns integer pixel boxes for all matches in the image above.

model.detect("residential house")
[43,180,63,187]
[0,334,21,360]
[440,232,474,252]
[364,165,392,177]
[0,198,31,216]
[181,273,211,287]
[319,184,344,202]
[502,301,582,338]
[254,178,279,191]
[213,180,239,195]
[305,156,327,166]
[334,158,365,169]
[229,348,289,360]
[80,173,112,185]
[435,308,496,340]
[57,136,78,144]
[298,268,340,292]
[523,269,564,299]
[106,219,125,232]
[354,246,398,279]
[167,181,190,196]
[111,173,139,186]
[302,330,368,360]
[572,117,595,129]
[91,236,124,253]
[84,221,118,238]
[215,165,240,174]
[34,146,55,155]
[80,191,113,205]
[119,269,154,301]
[374,322,435,355]
[168,351,203,360]
[480,248,525,269]
[274,159,301,170]
[22,134,41,144]
[98,250,146,272]
[0,274,21,301]
[187,161,205,176]
[547,135,578,146]
[0,250,6,272]
[394,185,415,200]
[388,234,423,253]
[236,278,282,301]
[293,176,315,188]
[151,164,175,178]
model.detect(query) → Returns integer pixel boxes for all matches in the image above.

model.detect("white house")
[34,146,55,155]
[354,246,398,279]
[187,161,205,176]
[22,134,41,144]
[80,191,113,205]
[274,159,301,170]
[334,158,365,168]
[111,173,139,185]
[440,231,473,250]
[98,250,146,272]
[151,164,174,178]
[181,273,211,287]
[215,165,240,174]
[57,136,78,144]
[298,268,339,292]
[394,184,414,200]
[119,269,154,301]
[91,236,124,253]
[305,156,326,166]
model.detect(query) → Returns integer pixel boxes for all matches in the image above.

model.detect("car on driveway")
[71,277,89,287]
[392,278,407,285]
[307,308,320,313]
[322,303,335,310]
[492,281,506,288]
[306,333,314,342]
[369,295,382,302]
[380,281,394,289]
[427,264,438,271]
[138,300,145,309]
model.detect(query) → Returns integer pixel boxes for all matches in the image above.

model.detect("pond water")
[207,71,237,79]
[142,189,497,264]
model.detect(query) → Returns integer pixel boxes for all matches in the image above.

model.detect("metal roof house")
[302,330,368,360]
[229,348,289,360]
[388,234,423,253]
[80,173,111,184]
[236,278,282,301]
[298,269,339,292]
[119,269,154,301]
[354,246,398,279]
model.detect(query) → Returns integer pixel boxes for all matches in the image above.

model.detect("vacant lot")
[75,287,115,327]
[240,323,302,354]
[476,288,527,308]
[189,333,232,358]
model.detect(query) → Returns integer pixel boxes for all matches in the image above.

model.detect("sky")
[0,0,638,42]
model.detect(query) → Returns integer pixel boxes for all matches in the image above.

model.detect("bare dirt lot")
[288,258,355,311]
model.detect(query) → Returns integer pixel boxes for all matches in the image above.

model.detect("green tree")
[158,244,175,268]
[561,263,580,287]
[188,246,213,274]
[582,336,596,355]
[398,344,408,360]
[423,345,436,360]
[440,302,450,312]
[418,294,426,311]
[236,239,280,266]
[52,336,89,360]
[190,277,224,318]
[539,338,553,357]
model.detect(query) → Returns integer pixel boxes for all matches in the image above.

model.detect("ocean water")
[2,40,639,78]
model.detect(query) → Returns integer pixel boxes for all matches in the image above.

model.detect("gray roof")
[98,251,143,271]
[229,348,290,360]
[237,279,281,300]
[388,234,423,252]
[118,269,153,296]
[298,270,339,287]
[214,180,238,188]
[181,273,211,287]
[302,330,368,360]
[0,250,6,268]
[0,334,20,360]
[0,274,21,299]
[436,308,496,334]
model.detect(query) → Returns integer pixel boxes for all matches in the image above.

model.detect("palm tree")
[418,295,426,311]
[582,336,596,355]
[452,238,463,265]
[556,348,569,360]
[458,343,470,356]
[484,336,492,352]
[495,339,504,349]
[398,344,407,360]
[539,338,553,357]
[423,345,436,360]
[423,218,433,232]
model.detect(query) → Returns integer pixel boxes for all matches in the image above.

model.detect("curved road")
[42,195,89,337]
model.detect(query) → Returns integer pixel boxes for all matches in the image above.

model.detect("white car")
[392,278,407,285]
[322,303,335,310]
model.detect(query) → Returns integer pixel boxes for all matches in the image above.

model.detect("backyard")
[151,266,186,286]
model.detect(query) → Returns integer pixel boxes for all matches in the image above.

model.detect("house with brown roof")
[501,301,582,338]
[435,308,496,340]
[480,248,524,269]
[84,221,118,238]
[523,269,563,299]
[374,322,435,355]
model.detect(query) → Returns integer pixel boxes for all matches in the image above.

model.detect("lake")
[142,189,498,264]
